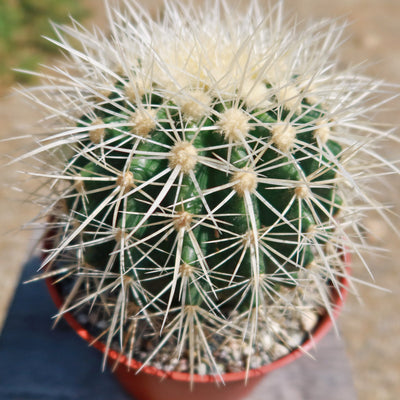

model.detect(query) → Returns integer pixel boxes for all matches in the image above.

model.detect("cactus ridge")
[17,0,399,378]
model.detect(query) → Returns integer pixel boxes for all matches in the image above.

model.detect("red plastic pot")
[45,252,350,400]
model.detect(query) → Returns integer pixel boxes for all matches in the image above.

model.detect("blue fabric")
[0,257,131,400]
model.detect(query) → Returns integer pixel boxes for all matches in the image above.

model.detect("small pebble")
[271,343,290,359]
[261,333,273,350]
[260,353,271,365]
[242,345,253,357]
[153,362,163,370]
[177,359,188,372]
[225,342,241,361]
[77,314,89,325]
[197,363,207,375]
[216,363,225,374]
[170,358,179,366]
[250,355,262,369]
[286,332,304,348]
[301,310,319,332]
[97,320,108,330]
[269,320,281,334]
[227,360,243,373]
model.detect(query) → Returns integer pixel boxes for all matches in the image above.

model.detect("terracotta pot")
[45,252,350,400]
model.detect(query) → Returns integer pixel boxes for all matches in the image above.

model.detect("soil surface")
[1,1,399,399]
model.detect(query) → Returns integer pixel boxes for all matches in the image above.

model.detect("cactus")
[19,0,398,380]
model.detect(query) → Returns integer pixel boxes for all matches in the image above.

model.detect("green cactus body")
[66,86,342,313]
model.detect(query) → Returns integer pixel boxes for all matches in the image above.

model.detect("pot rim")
[45,251,350,384]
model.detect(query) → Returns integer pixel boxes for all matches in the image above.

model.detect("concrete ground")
[0,1,399,399]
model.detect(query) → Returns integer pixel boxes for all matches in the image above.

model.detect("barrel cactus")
[20,0,397,380]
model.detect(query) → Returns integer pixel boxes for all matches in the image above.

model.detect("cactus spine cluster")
[20,0,398,380]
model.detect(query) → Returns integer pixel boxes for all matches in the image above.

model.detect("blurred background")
[0,1,399,399]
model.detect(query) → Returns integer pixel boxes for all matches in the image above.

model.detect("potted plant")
[17,0,397,399]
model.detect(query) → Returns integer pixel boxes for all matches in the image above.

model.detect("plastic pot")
[45,252,350,400]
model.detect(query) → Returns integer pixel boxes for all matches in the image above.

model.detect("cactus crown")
[19,0,398,380]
